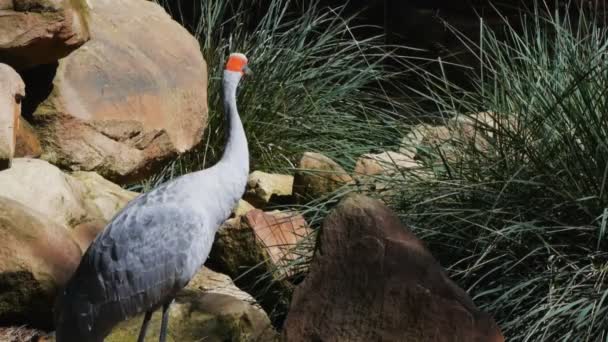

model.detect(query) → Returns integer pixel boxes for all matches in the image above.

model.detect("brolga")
[54,53,252,342]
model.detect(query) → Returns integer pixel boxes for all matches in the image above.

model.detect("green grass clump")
[390,3,608,340]
[149,1,608,340]
[137,0,412,192]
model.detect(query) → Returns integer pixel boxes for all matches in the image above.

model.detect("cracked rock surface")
[0,0,90,70]
[33,0,208,184]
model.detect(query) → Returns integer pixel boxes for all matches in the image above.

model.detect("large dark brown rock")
[283,194,504,342]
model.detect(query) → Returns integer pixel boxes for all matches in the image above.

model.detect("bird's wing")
[64,202,205,335]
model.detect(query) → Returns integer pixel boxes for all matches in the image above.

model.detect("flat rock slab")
[35,0,208,184]
[283,194,504,342]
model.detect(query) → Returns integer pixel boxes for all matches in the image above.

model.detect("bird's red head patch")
[225,53,249,74]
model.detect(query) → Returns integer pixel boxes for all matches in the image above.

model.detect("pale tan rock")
[354,151,418,177]
[71,171,138,222]
[0,158,90,227]
[400,113,513,166]
[0,197,82,327]
[233,199,255,218]
[0,326,49,342]
[105,267,277,342]
[0,63,24,170]
[14,118,42,158]
[70,218,106,253]
[244,171,294,207]
[293,152,352,200]
[35,0,208,184]
[0,0,90,69]
[0,158,137,229]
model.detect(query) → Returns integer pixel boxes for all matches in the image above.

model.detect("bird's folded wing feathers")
[70,204,204,321]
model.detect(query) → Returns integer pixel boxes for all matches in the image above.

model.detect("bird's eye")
[15,94,23,104]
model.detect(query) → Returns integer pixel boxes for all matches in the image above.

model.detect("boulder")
[0,197,82,329]
[293,152,352,200]
[34,0,208,184]
[0,158,89,227]
[0,63,24,170]
[71,171,138,222]
[0,158,137,229]
[14,118,42,158]
[401,113,513,166]
[244,171,294,207]
[105,267,277,342]
[211,209,311,282]
[353,151,418,177]
[0,0,90,70]
[70,218,107,253]
[0,326,49,342]
[283,194,504,342]
[209,209,311,317]
[244,209,311,279]
[352,151,422,199]
[232,199,255,218]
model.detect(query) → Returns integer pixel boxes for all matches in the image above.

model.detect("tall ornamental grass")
[137,0,412,192]
[391,4,608,340]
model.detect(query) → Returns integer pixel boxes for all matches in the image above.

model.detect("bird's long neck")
[219,71,249,170]
[169,71,249,226]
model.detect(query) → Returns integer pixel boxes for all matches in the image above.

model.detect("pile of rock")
[0,0,505,340]
[0,0,284,340]
[1,0,208,184]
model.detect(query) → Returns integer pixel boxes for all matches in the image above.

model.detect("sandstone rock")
[0,197,82,328]
[71,170,138,222]
[244,171,294,207]
[0,158,136,229]
[0,158,89,227]
[233,199,255,218]
[35,0,208,184]
[402,113,511,167]
[212,209,311,282]
[293,152,352,200]
[283,194,504,342]
[70,218,106,253]
[0,63,24,170]
[105,267,277,342]
[14,118,42,158]
[0,326,49,342]
[244,209,311,279]
[0,0,90,70]
[209,209,311,317]
[353,151,418,178]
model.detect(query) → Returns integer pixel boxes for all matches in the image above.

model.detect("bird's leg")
[137,310,153,342]
[158,300,173,342]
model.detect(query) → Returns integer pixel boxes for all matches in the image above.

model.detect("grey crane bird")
[54,53,252,342]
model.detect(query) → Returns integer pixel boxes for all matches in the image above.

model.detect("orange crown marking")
[225,53,248,73]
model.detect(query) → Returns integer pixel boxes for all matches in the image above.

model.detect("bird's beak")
[243,65,253,77]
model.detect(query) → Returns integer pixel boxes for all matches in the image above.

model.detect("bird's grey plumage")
[54,55,250,341]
